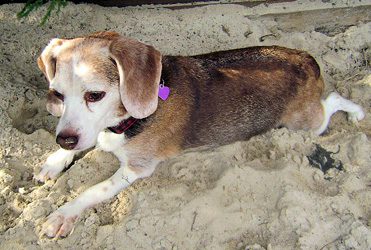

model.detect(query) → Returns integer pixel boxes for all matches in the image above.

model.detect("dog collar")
[108,117,137,134]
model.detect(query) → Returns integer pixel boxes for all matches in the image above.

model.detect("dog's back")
[157,46,324,148]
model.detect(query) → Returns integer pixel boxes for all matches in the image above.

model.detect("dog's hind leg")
[315,92,365,135]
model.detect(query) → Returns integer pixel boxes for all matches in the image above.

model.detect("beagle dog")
[35,31,364,238]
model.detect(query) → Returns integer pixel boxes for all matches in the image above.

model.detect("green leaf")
[17,0,68,26]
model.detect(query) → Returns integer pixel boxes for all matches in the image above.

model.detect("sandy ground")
[0,0,370,249]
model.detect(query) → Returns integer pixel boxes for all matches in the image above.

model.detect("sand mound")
[0,1,370,249]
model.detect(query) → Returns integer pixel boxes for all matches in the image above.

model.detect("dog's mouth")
[107,117,137,134]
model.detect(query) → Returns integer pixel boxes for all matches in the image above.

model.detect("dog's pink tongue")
[159,85,170,100]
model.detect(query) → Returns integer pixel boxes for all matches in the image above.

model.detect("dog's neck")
[108,75,170,137]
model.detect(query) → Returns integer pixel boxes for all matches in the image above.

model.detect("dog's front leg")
[35,148,78,182]
[41,164,154,238]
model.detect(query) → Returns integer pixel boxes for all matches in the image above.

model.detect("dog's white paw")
[41,207,78,238]
[34,149,75,182]
[348,107,365,125]
[34,163,65,182]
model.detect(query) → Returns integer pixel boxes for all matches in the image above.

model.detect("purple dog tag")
[159,84,170,101]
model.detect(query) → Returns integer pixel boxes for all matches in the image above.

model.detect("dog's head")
[37,31,162,150]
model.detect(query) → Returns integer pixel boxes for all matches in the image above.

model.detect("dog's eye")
[50,89,64,101]
[84,91,106,102]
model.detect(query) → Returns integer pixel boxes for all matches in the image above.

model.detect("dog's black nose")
[56,133,79,150]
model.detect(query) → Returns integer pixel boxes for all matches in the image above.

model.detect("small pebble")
[18,187,27,194]
[67,179,74,189]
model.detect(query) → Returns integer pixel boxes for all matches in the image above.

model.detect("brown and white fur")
[35,31,364,238]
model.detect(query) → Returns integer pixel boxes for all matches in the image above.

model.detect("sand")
[0,0,370,249]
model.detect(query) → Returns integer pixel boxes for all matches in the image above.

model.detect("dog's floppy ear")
[109,37,162,119]
[38,38,65,117]
[37,38,65,82]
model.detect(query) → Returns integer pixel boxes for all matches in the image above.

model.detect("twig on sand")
[320,236,342,250]
[191,211,198,231]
